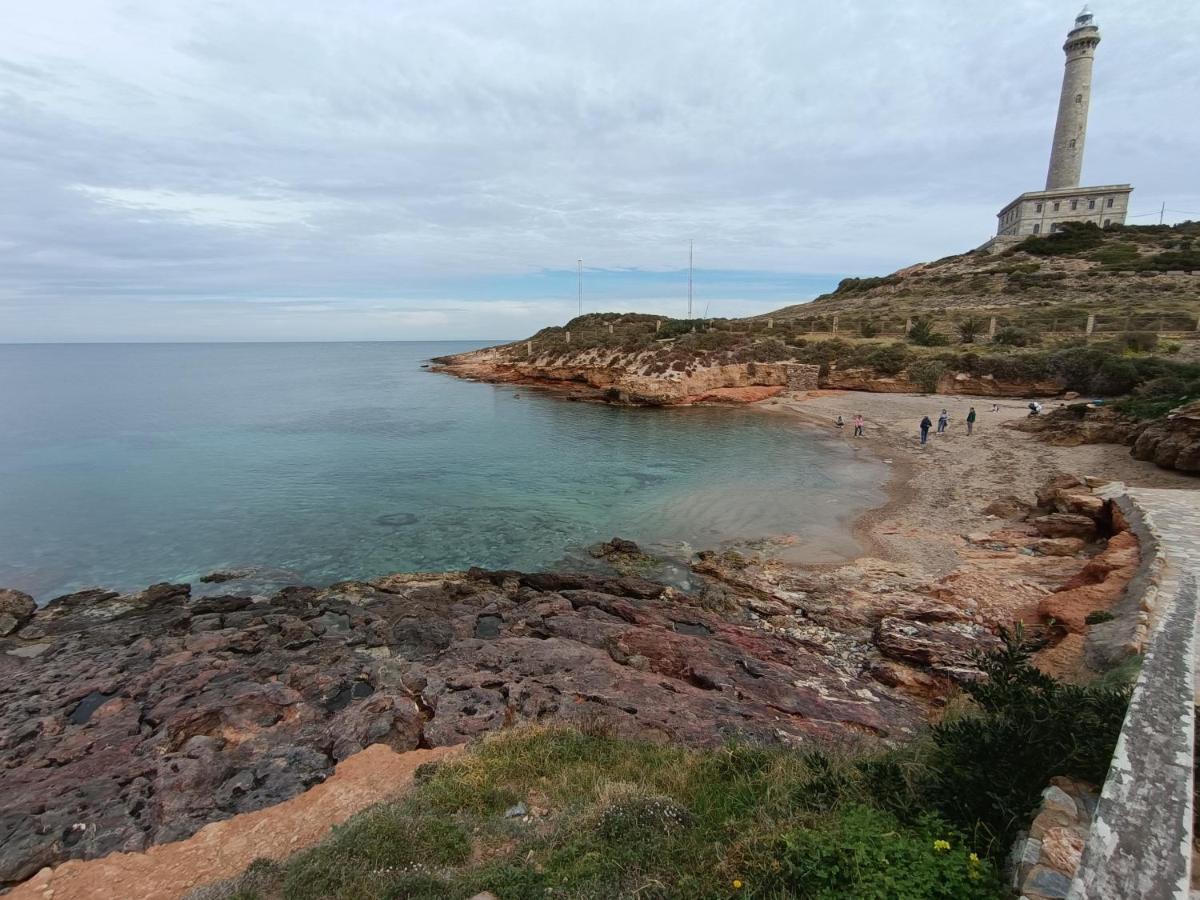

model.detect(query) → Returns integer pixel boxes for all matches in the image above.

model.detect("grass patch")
[195,632,1133,899]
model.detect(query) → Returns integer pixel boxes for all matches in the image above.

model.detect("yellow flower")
[969,852,980,864]
[732,880,744,890]
[933,839,951,853]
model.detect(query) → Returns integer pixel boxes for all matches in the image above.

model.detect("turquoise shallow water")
[0,342,884,601]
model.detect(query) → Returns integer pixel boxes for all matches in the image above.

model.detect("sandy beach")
[765,390,1195,578]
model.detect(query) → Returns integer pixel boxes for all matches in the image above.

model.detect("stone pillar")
[767,318,774,329]
[989,317,997,340]
[1086,314,1095,335]
[565,330,571,345]
[904,318,913,335]
[655,320,661,333]
[831,315,839,335]
[607,323,614,334]
[526,340,533,355]
[1046,9,1101,190]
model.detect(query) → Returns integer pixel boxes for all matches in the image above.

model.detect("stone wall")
[1065,486,1200,899]
[1008,778,1098,900]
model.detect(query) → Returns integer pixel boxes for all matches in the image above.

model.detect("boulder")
[1130,400,1200,473]
[1039,531,1140,633]
[1031,513,1098,541]
[0,589,36,637]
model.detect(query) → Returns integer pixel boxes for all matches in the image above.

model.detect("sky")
[1,1,1197,342]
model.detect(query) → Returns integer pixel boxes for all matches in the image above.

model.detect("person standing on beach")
[937,409,949,434]
[920,415,932,445]
[966,406,977,435]
[853,413,865,437]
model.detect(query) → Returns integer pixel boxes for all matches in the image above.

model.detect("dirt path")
[10,744,460,900]
[763,391,1196,578]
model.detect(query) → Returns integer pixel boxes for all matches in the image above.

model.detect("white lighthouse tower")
[994,7,1132,239]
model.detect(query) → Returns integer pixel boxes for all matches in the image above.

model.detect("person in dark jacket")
[966,406,977,435]
[920,415,932,445]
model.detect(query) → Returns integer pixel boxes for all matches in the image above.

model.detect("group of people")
[837,403,1001,445]
[834,413,866,437]
[919,406,978,444]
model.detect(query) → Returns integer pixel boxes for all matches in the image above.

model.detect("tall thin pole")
[577,259,582,316]
[1160,202,1166,225]
[687,241,693,318]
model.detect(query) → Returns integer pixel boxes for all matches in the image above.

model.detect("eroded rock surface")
[1131,400,1200,473]
[0,567,936,886]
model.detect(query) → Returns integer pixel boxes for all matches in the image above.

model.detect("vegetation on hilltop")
[194,634,1131,900]
[762,221,1200,327]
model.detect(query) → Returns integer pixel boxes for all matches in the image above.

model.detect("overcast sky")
[1,1,1197,342]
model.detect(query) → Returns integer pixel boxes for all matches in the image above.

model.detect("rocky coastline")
[0,460,1134,889]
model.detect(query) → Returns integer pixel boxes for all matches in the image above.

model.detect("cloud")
[0,0,1197,340]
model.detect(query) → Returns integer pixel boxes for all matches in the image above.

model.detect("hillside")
[432,223,1200,461]
[764,221,1200,338]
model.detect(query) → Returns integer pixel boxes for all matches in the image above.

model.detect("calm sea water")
[0,342,884,601]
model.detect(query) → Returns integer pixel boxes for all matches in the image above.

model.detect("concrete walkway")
[1070,485,1200,900]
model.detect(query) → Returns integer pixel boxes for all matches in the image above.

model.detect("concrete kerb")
[1068,483,1197,900]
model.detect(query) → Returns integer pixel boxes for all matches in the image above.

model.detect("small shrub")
[768,805,1003,899]
[907,317,948,347]
[1120,331,1159,353]
[928,626,1130,855]
[858,320,879,338]
[1015,221,1105,256]
[866,343,910,376]
[957,317,984,344]
[992,326,1037,347]
[1085,610,1115,625]
[909,360,948,393]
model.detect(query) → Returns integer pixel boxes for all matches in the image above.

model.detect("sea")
[0,342,885,602]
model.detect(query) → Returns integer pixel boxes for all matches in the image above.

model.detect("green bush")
[927,627,1130,854]
[957,317,984,344]
[866,343,910,376]
[767,805,1002,900]
[858,320,880,338]
[909,360,948,393]
[659,318,710,339]
[1085,611,1116,625]
[1014,221,1105,256]
[992,326,1037,347]
[907,317,948,347]
[1120,331,1159,353]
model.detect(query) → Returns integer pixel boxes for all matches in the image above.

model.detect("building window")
[1071,200,1078,210]
[1104,219,1111,227]
[1089,199,1096,209]
[1033,224,1041,234]
[1035,202,1043,212]
[1106,198,1114,208]
[1053,201,1060,211]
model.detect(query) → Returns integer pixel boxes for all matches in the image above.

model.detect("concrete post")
[1086,314,1095,335]
[905,318,913,335]
[767,318,774,329]
[607,323,613,334]
[831,315,839,335]
[655,320,661,333]
[989,317,997,340]
[526,341,533,356]
[565,330,571,345]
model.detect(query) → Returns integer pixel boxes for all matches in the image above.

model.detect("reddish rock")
[1032,513,1098,541]
[0,568,927,887]
[1039,531,1140,633]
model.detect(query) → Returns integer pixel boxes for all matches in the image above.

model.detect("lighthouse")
[994,7,1132,239]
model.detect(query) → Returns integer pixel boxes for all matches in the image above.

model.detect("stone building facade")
[995,7,1132,238]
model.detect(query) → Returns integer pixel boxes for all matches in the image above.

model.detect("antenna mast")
[577,259,583,317]
[687,241,693,318]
